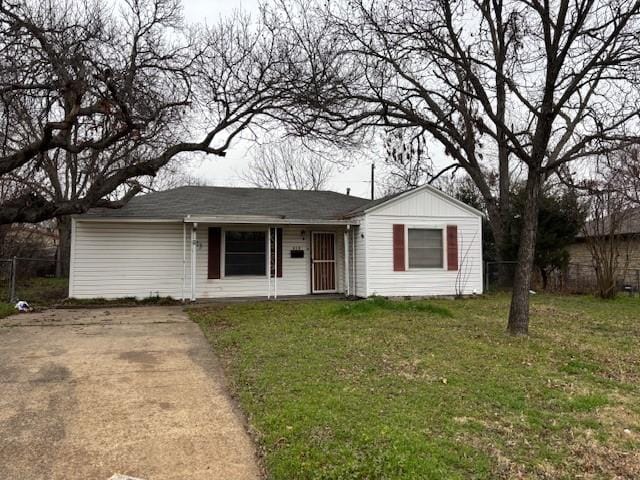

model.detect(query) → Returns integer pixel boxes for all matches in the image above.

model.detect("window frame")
[405,225,446,270]
[221,227,269,278]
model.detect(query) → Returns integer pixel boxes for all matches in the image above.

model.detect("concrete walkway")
[0,307,260,480]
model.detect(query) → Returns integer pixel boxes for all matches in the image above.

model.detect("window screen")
[408,228,443,268]
[224,231,266,276]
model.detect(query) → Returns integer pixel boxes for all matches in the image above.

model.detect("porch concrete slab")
[0,307,260,480]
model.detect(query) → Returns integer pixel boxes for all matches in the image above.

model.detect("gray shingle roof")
[82,186,374,220]
[342,190,406,216]
[579,206,640,238]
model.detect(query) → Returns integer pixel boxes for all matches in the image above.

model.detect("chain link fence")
[484,260,640,295]
[484,261,518,293]
[546,263,640,295]
[0,257,68,305]
[0,259,11,302]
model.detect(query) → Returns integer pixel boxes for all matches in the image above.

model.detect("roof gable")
[346,184,483,218]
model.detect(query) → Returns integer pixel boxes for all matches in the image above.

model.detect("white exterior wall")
[191,224,345,298]
[71,221,348,300]
[69,221,185,299]
[353,222,367,297]
[362,188,483,297]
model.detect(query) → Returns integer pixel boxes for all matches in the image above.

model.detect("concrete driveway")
[0,307,260,480]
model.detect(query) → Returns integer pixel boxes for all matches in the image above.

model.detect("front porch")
[182,218,358,301]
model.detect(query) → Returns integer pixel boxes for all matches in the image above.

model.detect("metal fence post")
[9,256,17,304]
[484,261,489,293]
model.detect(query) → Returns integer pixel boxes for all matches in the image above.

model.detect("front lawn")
[190,294,640,479]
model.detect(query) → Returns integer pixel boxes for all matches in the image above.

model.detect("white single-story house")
[69,185,483,300]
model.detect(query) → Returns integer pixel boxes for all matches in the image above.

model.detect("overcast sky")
[180,0,376,198]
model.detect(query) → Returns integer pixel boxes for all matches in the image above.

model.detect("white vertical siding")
[69,221,185,299]
[370,187,479,218]
[363,188,483,297]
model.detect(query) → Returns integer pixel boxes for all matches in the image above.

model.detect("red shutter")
[277,228,283,278]
[447,225,458,271]
[393,224,405,271]
[208,227,221,279]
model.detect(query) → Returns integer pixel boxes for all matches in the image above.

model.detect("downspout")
[352,225,356,296]
[274,227,278,299]
[344,226,350,296]
[190,222,197,301]
[68,217,77,298]
[182,221,186,301]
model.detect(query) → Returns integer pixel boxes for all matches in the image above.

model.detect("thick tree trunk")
[507,172,542,335]
[56,216,72,278]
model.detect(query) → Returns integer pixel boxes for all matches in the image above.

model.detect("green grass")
[12,276,68,306]
[190,294,640,479]
[335,295,453,317]
[0,302,13,319]
[60,295,181,307]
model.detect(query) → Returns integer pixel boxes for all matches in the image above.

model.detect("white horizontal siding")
[70,221,185,299]
[190,224,346,299]
[362,186,483,297]
[71,221,349,300]
[353,222,367,297]
[365,215,482,296]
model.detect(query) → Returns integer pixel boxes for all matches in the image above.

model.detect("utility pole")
[370,162,375,200]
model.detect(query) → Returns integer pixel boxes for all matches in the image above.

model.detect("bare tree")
[241,139,334,190]
[271,0,640,334]
[0,0,294,224]
[583,190,635,299]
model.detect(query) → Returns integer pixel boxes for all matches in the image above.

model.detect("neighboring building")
[567,207,640,289]
[69,185,483,300]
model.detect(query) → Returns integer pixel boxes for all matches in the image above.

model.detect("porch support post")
[274,227,278,299]
[267,225,271,299]
[190,223,197,301]
[344,227,350,297]
[182,222,186,301]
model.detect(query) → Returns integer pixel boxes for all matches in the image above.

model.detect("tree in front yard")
[0,0,294,225]
[269,0,640,334]
[505,185,585,290]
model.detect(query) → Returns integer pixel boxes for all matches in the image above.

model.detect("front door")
[311,232,336,293]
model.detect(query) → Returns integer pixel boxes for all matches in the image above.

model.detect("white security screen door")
[311,232,336,293]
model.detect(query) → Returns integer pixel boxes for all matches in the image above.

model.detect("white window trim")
[405,224,447,271]
[221,227,270,279]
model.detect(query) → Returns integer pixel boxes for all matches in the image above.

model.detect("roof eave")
[184,215,360,225]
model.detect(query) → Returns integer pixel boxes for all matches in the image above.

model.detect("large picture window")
[224,231,266,276]
[408,228,443,268]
